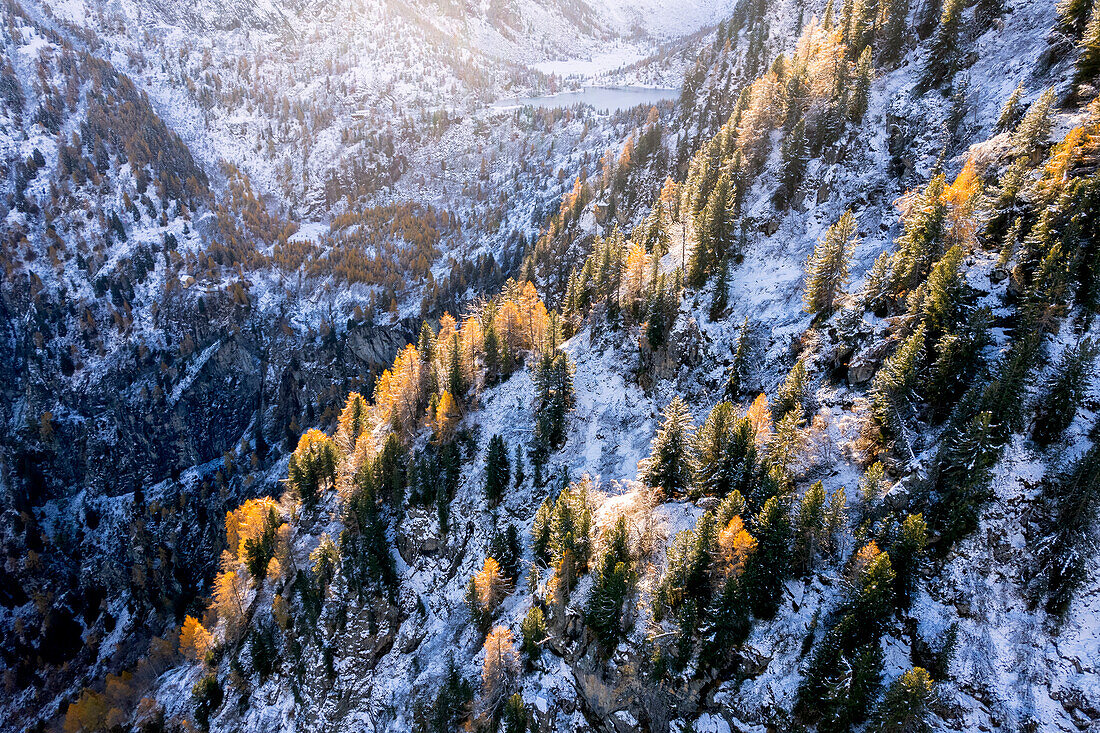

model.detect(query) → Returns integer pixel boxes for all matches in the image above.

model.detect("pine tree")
[701,573,752,668]
[521,605,548,660]
[641,396,696,498]
[921,249,989,414]
[766,412,805,487]
[1059,0,1096,36]
[932,410,1000,545]
[1012,88,1056,161]
[995,82,1025,133]
[804,210,858,317]
[862,250,895,315]
[794,481,827,575]
[192,675,223,731]
[1032,340,1098,446]
[871,668,935,733]
[690,171,736,286]
[485,435,511,504]
[774,358,810,421]
[288,429,338,508]
[586,517,634,646]
[709,257,730,320]
[886,513,928,609]
[879,0,910,63]
[489,524,523,582]
[532,350,575,451]
[921,0,964,90]
[418,321,435,359]
[870,325,926,442]
[1033,444,1100,614]
[484,323,502,384]
[532,476,595,572]
[775,118,808,210]
[848,0,879,55]
[823,485,848,558]
[1074,4,1100,90]
[859,461,888,516]
[428,662,473,733]
[850,46,873,123]
[744,495,792,618]
[725,318,751,398]
[892,175,948,294]
[512,443,526,488]
[693,402,758,499]
[502,693,528,733]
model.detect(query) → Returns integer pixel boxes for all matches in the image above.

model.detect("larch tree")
[481,626,521,719]
[179,616,213,662]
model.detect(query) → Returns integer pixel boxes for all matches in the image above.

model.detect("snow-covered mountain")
[2,0,1100,731]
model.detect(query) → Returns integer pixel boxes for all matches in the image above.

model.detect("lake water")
[492,86,679,113]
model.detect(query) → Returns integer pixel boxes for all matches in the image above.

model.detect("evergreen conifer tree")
[850,46,874,123]
[641,397,696,498]
[1012,88,1056,161]
[921,0,965,90]
[520,606,547,661]
[880,0,910,63]
[690,171,736,285]
[726,317,751,397]
[774,358,810,421]
[744,495,792,618]
[532,350,575,450]
[709,257,730,320]
[995,82,1025,133]
[1033,443,1100,614]
[804,210,858,317]
[885,513,928,609]
[1074,4,1100,90]
[586,517,635,647]
[288,430,338,508]
[870,325,926,443]
[1032,340,1098,446]
[871,667,935,733]
[513,443,526,488]
[933,410,1000,545]
[775,119,809,209]
[975,0,1004,30]
[485,435,511,504]
[794,481,827,575]
[892,174,948,293]
[1059,0,1096,36]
